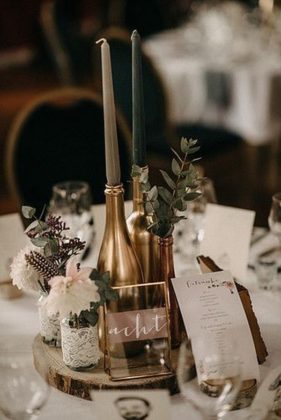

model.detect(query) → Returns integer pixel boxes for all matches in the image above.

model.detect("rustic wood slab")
[33,335,179,400]
[33,335,256,408]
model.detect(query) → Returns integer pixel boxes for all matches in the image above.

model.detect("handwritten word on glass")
[106,308,168,344]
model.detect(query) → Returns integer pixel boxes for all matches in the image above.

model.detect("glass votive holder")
[255,256,277,290]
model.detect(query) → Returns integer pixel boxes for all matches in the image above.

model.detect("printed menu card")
[200,203,255,281]
[172,271,260,382]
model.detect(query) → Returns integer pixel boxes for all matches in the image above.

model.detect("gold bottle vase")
[157,236,182,349]
[97,184,145,358]
[127,172,160,307]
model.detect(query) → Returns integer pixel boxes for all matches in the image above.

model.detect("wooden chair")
[5,87,132,212]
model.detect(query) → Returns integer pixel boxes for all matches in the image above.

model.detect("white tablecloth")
[0,206,281,419]
[144,29,281,145]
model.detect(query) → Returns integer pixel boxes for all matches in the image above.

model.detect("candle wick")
[96,38,107,45]
[131,29,139,40]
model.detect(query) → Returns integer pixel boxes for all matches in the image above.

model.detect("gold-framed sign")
[104,281,172,381]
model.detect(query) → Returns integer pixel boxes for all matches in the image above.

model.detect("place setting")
[0,10,281,420]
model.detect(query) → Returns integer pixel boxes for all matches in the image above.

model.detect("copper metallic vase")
[127,171,159,291]
[97,184,145,357]
[157,236,182,349]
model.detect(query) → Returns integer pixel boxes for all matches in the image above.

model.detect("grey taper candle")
[97,38,121,186]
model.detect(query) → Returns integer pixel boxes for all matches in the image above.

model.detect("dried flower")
[10,246,43,292]
[45,257,99,319]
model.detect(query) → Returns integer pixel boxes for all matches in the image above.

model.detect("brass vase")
[157,236,182,348]
[97,184,145,357]
[127,171,159,293]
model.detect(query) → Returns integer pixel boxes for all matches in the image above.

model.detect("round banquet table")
[0,204,281,419]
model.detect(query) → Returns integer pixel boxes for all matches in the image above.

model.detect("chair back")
[5,87,132,211]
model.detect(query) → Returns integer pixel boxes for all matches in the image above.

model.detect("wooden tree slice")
[33,335,178,400]
[33,335,256,408]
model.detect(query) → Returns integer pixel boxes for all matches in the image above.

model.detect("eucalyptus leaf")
[44,242,52,257]
[131,164,142,177]
[187,146,200,155]
[31,237,49,248]
[160,170,175,190]
[24,220,39,233]
[140,169,149,184]
[147,186,158,201]
[145,202,154,214]
[180,137,189,154]
[184,192,201,201]
[158,186,173,205]
[22,206,36,219]
[171,158,181,176]
[171,148,182,162]
[48,239,59,254]
[82,310,99,327]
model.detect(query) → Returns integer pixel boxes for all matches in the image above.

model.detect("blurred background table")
[144,28,281,146]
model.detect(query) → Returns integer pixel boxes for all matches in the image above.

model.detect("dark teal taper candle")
[131,30,146,167]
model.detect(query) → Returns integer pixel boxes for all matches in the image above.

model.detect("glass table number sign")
[104,282,172,381]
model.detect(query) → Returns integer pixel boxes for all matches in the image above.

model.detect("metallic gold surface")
[127,170,159,291]
[97,184,145,357]
[157,236,182,349]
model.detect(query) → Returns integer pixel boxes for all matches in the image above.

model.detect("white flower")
[10,246,42,292]
[45,257,99,319]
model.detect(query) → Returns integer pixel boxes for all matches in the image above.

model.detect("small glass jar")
[60,317,100,371]
[38,294,61,347]
[255,256,277,290]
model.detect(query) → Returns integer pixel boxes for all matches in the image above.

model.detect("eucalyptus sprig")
[132,137,202,238]
[81,269,118,327]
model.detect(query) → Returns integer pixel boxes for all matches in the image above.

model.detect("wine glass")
[268,192,281,290]
[177,338,241,420]
[48,180,95,259]
[187,177,217,245]
[0,355,50,419]
[268,192,281,246]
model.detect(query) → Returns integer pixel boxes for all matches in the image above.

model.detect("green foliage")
[132,138,202,238]
[81,269,118,327]
[22,206,36,219]
[22,206,85,263]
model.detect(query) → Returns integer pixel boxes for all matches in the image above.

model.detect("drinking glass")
[187,177,217,245]
[48,181,95,259]
[268,192,281,247]
[177,338,241,420]
[0,355,50,419]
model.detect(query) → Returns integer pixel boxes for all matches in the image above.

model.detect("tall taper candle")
[97,38,121,185]
[131,30,146,167]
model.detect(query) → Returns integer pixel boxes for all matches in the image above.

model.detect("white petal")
[65,257,79,278]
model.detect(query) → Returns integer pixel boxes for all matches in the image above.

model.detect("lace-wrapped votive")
[38,294,61,347]
[61,318,100,371]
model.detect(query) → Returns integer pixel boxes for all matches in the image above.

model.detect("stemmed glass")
[0,355,50,419]
[48,180,95,260]
[267,192,281,290]
[177,338,241,420]
[268,192,281,247]
[187,177,217,245]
